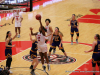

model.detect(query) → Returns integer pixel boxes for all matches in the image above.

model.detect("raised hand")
[30,27,33,30]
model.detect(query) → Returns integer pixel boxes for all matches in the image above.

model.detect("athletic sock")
[71,40,73,42]
[76,39,78,41]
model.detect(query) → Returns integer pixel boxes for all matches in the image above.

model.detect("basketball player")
[5,31,17,73]
[45,19,53,42]
[84,34,100,75]
[30,19,50,72]
[68,14,79,45]
[45,19,56,54]
[29,34,39,74]
[48,27,69,61]
[12,11,23,38]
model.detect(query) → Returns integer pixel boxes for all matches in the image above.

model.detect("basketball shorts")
[51,42,64,50]
[5,48,12,59]
[30,50,37,59]
[92,53,100,64]
[37,43,47,53]
[71,27,79,34]
[15,22,21,27]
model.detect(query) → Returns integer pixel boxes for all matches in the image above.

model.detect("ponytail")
[59,31,63,37]
[96,34,100,40]
[56,27,63,37]
[5,31,10,40]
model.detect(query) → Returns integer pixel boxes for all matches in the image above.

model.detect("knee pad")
[92,63,96,67]
[97,63,100,66]
[49,48,53,52]
[77,33,79,36]
[71,34,74,37]
[61,49,65,53]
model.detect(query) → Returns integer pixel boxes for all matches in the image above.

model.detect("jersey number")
[16,17,19,21]
[55,37,59,41]
[38,37,40,41]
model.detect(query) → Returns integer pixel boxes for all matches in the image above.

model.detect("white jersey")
[37,32,45,45]
[37,32,47,53]
[13,13,22,23]
[45,25,52,41]
[45,25,52,35]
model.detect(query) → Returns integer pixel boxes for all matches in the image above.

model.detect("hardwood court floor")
[0,0,100,75]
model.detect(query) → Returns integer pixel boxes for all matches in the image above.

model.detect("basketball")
[35,14,41,20]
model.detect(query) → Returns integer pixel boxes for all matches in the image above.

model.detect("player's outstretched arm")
[12,33,18,40]
[29,34,35,43]
[39,19,43,29]
[30,27,38,35]
[38,19,45,36]
[84,41,97,53]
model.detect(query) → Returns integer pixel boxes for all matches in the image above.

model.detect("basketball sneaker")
[9,70,13,74]
[18,34,20,38]
[76,39,78,44]
[71,42,73,45]
[42,65,46,72]
[31,70,36,75]
[53,49,56,54]
[66,57,69,62]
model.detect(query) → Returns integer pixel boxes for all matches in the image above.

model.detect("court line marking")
[67,57,91,75]
[56,51,92,56]
[11,70,40,75]
[79,18,100,20]
[0,41,92,63]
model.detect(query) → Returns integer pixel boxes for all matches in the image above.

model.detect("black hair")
[55,27,63,37]
[96,34,100,40]
[72,14,75,16]
[45,19,51,23]
[5,31,10,40]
